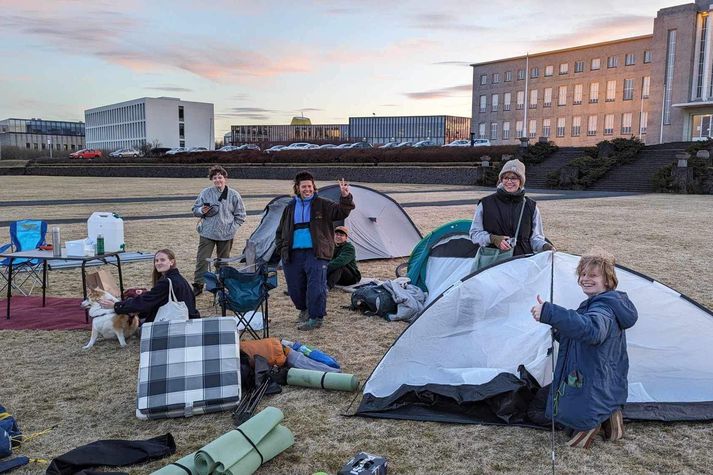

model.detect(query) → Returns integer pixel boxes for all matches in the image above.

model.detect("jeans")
[283,249,328,320]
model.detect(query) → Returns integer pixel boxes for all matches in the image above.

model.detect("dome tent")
[356,251,713,425]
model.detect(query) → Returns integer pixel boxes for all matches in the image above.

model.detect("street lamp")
[48,138,52,159]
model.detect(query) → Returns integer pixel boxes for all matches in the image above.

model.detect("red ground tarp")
[0,296,89,330]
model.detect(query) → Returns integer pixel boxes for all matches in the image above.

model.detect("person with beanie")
[275,171,355,330]
[469,158,554,256]
[327,226,361,289]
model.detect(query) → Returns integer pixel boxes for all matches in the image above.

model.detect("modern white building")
[84,97,214,150]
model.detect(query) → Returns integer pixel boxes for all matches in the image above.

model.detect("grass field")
[1,175,712,474]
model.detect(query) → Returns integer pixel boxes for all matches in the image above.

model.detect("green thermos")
[96,234,105,255]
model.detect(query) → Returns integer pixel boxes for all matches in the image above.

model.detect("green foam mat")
[287,368,359,391]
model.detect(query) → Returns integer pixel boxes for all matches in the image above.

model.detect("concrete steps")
[588,148,682,192]
[526,148,587,189]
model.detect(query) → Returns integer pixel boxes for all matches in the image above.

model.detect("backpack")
[350,283,397,318]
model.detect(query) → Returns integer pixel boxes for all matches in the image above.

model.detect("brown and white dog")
[80,288,140,349]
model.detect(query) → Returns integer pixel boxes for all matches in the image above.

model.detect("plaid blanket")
[136,317,241,420]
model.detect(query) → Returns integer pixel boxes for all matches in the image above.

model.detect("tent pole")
[549,250,556,475]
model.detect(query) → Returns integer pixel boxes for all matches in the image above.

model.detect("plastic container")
[87,212,125,253]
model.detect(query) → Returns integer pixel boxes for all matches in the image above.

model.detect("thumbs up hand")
[531,295,545,321]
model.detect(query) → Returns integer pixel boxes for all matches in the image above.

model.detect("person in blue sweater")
[531,249,638,449]
[99,249,200,323]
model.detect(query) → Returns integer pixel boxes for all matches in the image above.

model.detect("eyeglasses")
[502,176,520,182]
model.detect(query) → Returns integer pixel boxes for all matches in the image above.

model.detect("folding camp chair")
[207,262,277,340]
[0,219,48,296]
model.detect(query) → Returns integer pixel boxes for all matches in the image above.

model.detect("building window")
[663,30,677,125]
[606,80,616,102]
[590,82,600,103]
[26,142,31,149]
[531,67,539,78]
[504,92,512,111]
[491,122,498,140]
[529,89,538,109]
[625,53,635,66]
[697,15,709,98]
[621,113,632,134]
[516,120,523,138]
[178,106,184,121]
[492,94,499,112]
[587,115,598,136]
[542,118,551,138]
[480,74,488,85]
[572,117,581,137]
[643,50,652,63]
[640,111,648,134]
[71,144,75,150]
[591,58,601,70]
[573,84,583,105]
[623,79,634,100]
[479,123,486,139]
[559,63,569,75]
[557,118,566,137]
[642,76,650,98]
[503,122,510,140]
[528,119,537,138]
[604,114,614,135]
[493,72,500,84]
[505,71,513,82]
[516,91,525,110]
[479,95,487,113]
[607,56,618,68]
[575,60,584,73]
[179,140,185,147]
[545,65,554,77]
[544,87,552,107]
[558,85,567,106]
[517,69,526,80]
[179,123,185,139]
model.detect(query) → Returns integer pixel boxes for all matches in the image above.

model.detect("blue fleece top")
[540,290,638,431]
[292,194,314,249]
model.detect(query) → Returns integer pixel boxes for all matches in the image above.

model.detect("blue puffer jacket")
[541,290,638,431]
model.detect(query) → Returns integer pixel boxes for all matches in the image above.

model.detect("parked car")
[239,144,261,151]
[148,147,172,157]
[286,142,319,150]
[188,147,208,153]
[69,148,102,159]
[413,140,437,148]
[264,145,287,154]
[349,142,372,149]
[335,143,353,149]
[379,142,400,149]
[443,139,472,147]
[394,142,412,148]
[109,147,141,157]
[218,145,241,152]
[472,139,492,147]
[165,147,189,155]
[319,144,337,149]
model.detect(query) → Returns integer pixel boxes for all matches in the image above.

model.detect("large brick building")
[472,1,713,146]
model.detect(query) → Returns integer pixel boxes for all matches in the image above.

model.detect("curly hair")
[576,248,618,291]
[208,165,228,179]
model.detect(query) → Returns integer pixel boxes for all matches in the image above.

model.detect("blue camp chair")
[206,263,277,340]
[0,220,48,296]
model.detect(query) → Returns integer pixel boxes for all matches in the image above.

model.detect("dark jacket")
[275,193,355,262]
[328,241,361,279]
[541,290,638,431]
[114,268,200,322]
[480,189,536,256]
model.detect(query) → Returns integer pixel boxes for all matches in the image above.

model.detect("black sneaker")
[192,284,203,296]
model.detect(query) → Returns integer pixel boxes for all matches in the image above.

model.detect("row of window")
[24,143,81,150]
[478,77,651,112]
[85,122,147,142]
[477,112,649,140]
[86,103,146,127]
[479,50,652,85]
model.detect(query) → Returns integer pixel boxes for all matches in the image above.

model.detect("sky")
[0,0,677,139]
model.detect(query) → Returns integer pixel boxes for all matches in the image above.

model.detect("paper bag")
[86,268,120,298]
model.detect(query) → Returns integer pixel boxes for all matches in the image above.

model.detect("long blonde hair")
[152,249,177,286]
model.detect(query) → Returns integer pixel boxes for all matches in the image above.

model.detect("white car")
[286,142,319,150]
[218,145,241,152]
[188,147,208,153]
[239,144,261,151]
[319,144,337,149]
[413,140,436,148]
[109,147,141,157]
[443,139,472,147]
[165,147,189,155]
[379,142,399,149]
[473,139,492,147]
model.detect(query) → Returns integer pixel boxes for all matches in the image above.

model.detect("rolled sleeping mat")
[193,406,283,475]
[287,347,341,373]
[214,424,294,475]
[151,452,198,475]
[286,368,359,392]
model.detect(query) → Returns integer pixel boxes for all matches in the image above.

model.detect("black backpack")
[350,283,397,318]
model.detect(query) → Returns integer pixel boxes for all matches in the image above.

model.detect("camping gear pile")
[0,405,28,473]
[350,278,425,322]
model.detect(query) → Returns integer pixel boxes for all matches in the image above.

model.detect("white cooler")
[87,212,125,252]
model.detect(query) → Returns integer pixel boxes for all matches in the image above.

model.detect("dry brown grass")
[1,176,712,474]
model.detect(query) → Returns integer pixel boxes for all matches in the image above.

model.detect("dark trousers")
[283,249,327,320]
[327,266,360,289]
[193,236,233,286]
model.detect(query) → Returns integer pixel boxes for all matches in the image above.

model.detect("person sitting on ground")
[469,158,554,256]
[100,249,200,323]
[327,226,361,289]
[275,172,354,331]
[531,249,637,449]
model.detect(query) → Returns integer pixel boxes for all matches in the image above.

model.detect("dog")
[80,288,140,349]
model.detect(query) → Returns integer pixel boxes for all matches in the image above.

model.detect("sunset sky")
[1,0,676,138]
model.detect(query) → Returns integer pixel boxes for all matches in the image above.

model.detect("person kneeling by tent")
[531,249,638,449]
[327,226,361,289]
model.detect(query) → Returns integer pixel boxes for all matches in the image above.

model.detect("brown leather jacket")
[275,193,355,263]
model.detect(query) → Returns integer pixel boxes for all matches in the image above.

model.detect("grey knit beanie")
[498,159,526,186]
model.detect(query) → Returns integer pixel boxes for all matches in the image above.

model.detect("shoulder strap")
[166,277,178,302]
[512,199,527,242]
[218,186,229,202]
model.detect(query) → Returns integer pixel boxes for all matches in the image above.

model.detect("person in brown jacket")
[275,171,354,330]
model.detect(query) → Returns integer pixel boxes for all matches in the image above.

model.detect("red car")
[70,148,102,159]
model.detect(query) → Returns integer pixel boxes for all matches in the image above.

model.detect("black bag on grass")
[350,283,397,318]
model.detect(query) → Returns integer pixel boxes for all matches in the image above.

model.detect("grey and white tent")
[320,184,422,260]
[357,251,713,424]
[244,186,422,262]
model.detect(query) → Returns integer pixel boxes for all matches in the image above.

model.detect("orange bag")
[240,338,287,368]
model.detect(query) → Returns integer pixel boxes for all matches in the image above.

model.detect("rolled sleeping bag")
[214,424,294,475]
[193,406,283,475]
[286,368,359,392]
[151,452,198,475]
[286,348,341,373]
